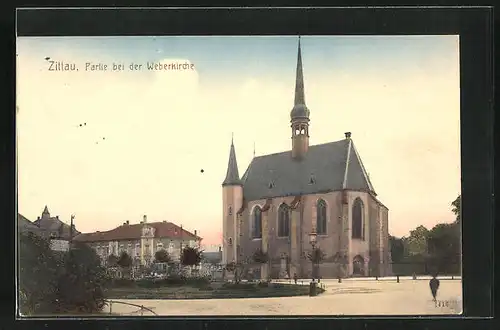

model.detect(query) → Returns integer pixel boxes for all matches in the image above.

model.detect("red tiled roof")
[73,221,201,243]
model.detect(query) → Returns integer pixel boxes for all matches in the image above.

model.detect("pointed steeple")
[42,205,50,219]
[294,36,305,106]
[290,36,310,121]
[222,138,242,186]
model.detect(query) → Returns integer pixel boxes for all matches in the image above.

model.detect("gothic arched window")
[278,203,290,237]
[316,199,327,235]
[352,198,364,239]
[252,206,262,239]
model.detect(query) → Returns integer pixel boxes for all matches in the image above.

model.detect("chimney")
[37,216,40,220]
[345,132,352,139]
[126,220,129,225]
[143,215,147,223]
[194,230,197,236]
[56,216,59,220]
[218,246,222,252]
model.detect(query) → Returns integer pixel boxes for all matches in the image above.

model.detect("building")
[73,215,202,268]
[18,206,79,251]
[221,38,392,279]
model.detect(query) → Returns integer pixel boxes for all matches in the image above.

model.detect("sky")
[16,35,461,246]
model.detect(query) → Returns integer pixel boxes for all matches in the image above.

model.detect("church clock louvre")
[221,37,391,279]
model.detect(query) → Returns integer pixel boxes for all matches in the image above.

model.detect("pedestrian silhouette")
[429,274,440,302]
[293,272,298,284]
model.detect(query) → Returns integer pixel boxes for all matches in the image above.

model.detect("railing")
[104,299,157,316]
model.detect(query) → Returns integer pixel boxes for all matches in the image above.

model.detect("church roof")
[241,136,376,201]
[222,139,242,186]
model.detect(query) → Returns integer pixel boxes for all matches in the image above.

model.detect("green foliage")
[19,234,109,315]
[130,276,211,289]
[154,249,172,263]
[390,195,461,276]
[117,251,133,268]
[106,254,118,267]
[18,232,59,315]
[54,242,107,314]
[180,247,203,266]
[389,235,406,264]
[451,194,461,224]
[406,225,429,255]
[252,248,269,264]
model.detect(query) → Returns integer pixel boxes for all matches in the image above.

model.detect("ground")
[102,277,462,316]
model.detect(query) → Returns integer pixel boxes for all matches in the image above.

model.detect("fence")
[103,299,157,316]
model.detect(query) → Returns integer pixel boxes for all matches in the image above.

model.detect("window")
[352,198,364,239]
[228,237,233,246]
[316,199,327,235]
[277,203,290,237]
[252,206,262,239]
[228,207,232,215]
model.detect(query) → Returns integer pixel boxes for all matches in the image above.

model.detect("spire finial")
[231,132,234,144]
[253,142,256,157]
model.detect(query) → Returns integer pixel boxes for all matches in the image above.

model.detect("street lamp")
[309,231,317,280]
[308,231,318,297]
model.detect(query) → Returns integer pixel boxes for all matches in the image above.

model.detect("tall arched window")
[252,206,262,239]
[316,199,327,235]
[278,203,290,237]
[352,198,364,239]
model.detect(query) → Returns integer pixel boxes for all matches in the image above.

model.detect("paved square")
[104,278,462,316]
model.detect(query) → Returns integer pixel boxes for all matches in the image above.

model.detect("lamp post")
[308,231,317,296]
[309,231,317,280]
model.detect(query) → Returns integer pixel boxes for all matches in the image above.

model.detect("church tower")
[221,136,243,265]
[290,36,310,160]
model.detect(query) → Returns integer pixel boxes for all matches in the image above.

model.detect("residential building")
[73,215,202,268]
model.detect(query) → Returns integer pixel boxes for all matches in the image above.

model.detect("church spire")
[42,205,50,219]
[222,138,242,186]
[294,36,305,106]
[290,36,310,159]
[290,36,310,121]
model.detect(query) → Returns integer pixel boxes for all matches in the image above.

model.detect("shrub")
[154,249,172,263]
[180,247,203,267]
[18,232,59,315]
[54,242,108,314]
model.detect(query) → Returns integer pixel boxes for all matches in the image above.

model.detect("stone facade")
[223,190,391,278]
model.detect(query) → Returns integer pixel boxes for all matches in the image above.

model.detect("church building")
[221,38,392,279]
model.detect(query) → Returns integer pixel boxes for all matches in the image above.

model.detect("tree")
[180,247,203,267]
[427,223,461,275]
[18,232,59,315]
[389,235,406,264]
[154,249,172,264]
[54,242,108,314]
[106,254,118,268]
[406,225,429,256]
[116,251,133,278]
[451,194,461,224]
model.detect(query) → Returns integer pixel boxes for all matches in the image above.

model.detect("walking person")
[293,272,298,284]
[429,273,440,302]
